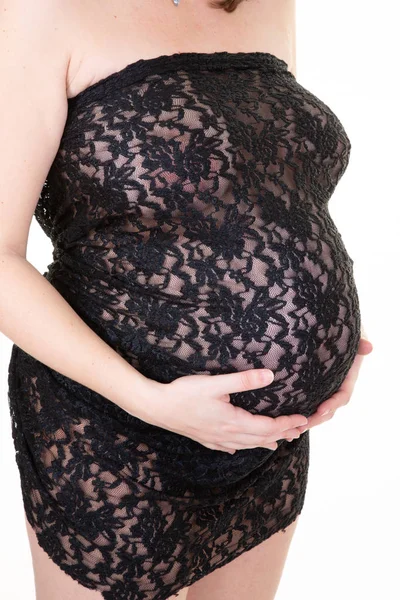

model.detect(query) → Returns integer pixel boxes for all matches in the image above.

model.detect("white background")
[1,1,398,598]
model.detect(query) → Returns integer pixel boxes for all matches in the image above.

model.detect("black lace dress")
[7,51,361,599]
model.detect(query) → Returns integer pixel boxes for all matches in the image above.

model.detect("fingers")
[206,368,275,396]
[229,406,308,437]
[344,353,365,388]
[359,323,373,353]
[218,426,302,448]
[221,430,301,450]
[314,349,365,418]
[297,409,335,433]
[199,405,308,453]
[208,439,279,453]
[358,337,373,355]
[319,388,351,413]
[220,440,280,450]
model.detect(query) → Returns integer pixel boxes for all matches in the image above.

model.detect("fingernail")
[321,409,331,416]
[263,369,274,381]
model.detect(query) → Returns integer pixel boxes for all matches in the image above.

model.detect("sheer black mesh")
[7,51,361,599]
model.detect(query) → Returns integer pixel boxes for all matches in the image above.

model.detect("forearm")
[0,251,158,417]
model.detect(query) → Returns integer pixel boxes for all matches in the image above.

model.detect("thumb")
[358,337,373,355]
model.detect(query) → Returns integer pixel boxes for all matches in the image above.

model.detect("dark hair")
[208,0,244,12]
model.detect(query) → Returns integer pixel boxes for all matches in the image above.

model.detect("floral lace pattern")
[8,51,361,599]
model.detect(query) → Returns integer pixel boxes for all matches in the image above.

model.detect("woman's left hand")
[295,327,374,436]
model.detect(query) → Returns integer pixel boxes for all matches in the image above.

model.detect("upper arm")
[0,0,70,257]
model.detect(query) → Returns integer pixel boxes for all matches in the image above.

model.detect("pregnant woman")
[1,1,373,599]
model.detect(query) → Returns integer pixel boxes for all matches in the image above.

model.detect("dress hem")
[23,498,307,600]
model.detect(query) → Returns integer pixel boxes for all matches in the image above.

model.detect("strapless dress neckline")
[67,50,292,110]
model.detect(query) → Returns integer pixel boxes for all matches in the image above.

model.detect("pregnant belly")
[46,236,361,421]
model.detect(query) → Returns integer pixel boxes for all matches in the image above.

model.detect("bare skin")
[1,0,372,598]
[64,0,297,101]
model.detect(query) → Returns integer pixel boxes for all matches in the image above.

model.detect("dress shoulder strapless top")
[8,51,361,600]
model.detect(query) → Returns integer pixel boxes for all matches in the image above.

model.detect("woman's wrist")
[108,359,166,421]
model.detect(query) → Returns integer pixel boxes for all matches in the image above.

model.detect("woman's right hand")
[136,368,309,455]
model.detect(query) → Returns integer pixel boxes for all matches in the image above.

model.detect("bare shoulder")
[0,0,73,92]
[254,0,296,75]
[0,0,73,50]
[286,0,296,77]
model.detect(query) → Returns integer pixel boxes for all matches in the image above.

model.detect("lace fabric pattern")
[8,51,361,599]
